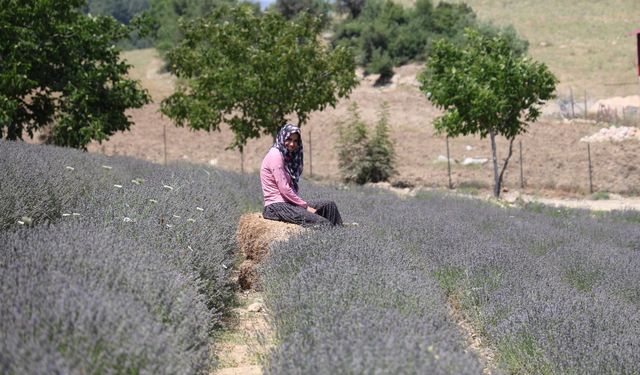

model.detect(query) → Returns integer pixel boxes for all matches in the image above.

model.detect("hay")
[236,213,303,290]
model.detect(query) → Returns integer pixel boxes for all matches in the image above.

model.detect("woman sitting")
[260,124,342,227]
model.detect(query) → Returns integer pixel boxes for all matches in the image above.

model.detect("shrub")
[336,102,395,184]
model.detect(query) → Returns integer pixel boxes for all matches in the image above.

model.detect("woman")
[260,124,343,227]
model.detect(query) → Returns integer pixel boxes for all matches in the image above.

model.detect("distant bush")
[331,0,528,79]
[336,102,395,184]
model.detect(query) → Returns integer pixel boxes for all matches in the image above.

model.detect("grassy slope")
[399,0,640,99]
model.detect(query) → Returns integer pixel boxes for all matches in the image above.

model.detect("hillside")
[428,0,640,100]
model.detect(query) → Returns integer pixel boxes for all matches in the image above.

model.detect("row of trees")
[1,0,557,197]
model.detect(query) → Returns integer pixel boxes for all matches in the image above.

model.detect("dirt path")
[211,290,272,375]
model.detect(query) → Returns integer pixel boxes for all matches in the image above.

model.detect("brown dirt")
[211,290,272,375]
[86,58,640,201]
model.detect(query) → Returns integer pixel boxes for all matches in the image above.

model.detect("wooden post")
[570,87,575,118]
[163,122,167,166]
[519,140,524,188]
[584,89,588,118]
[587,143,593,194]
[308,128,313,178]
[446,136,452,189]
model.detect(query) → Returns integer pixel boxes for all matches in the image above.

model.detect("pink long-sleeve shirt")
[260,147,308,208]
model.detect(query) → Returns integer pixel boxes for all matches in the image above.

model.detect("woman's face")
[284,132,300,152]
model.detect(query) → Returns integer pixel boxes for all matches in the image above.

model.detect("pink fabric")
[260,147,308,208]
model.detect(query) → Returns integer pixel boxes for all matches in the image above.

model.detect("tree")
[0,0,150,149]
[160,4,358,150]
[418,28,557,198]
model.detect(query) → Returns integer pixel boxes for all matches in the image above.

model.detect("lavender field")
[2,141,639,374]
[262,184,640,374]
[0,140,261,373]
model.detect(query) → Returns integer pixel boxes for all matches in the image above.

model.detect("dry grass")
[445,0,640,99]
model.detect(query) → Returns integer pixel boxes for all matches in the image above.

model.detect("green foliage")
[335,0,366,18]
[83,0,154,48]
[336,102,396,184]
[418,28,556,197]
[274,0,331,27]
[147,0,239,53]
[332,0,478,77]
[84,0,149,25]
[0,0,151,149]
[161,4,358,150]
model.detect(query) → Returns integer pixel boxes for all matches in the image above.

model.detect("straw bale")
[236,213,303,290]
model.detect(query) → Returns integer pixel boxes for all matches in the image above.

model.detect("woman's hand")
[306,206,317,214]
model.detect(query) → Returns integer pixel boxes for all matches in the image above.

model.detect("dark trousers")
[263,200,343,227]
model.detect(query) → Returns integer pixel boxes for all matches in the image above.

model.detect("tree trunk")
[497,137,516,198]
[490,130,500,198]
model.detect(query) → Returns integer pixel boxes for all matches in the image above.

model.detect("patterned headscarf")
[274,123,304,192]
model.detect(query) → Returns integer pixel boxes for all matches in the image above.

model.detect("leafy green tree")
[160,4,358,150]
[418,29,557,198]
[0,0,151,149]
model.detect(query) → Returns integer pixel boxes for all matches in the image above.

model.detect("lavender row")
[260,186,485,374]
[262,183,639,374]
[0,141,262,373]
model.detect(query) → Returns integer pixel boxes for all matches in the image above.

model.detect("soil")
[86,56,640,206]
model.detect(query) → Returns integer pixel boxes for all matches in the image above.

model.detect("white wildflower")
[102,165,112,170]
[114,184,123,188]
[187,218,196,223]
[65,166,75,171]
[166,224,173,228]
[62,213,71,217]
[123,217,134,223]
[163,185,173,191]
[131,179,141,185]
[72,213,80,216]
[188,246,193,251]
[17,220,25,225]
[222,264,228,269]
[196,207,204,211]
[148,199,158,204]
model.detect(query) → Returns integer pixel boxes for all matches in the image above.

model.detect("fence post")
[163,122,167,166]
[584,89,588,118]
[587,143,593,194]
[519,140,524,188]
[446,136,453,189]
[309,128,313,178]
[240,149,244,174]
[570,87,575,118]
